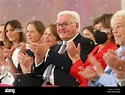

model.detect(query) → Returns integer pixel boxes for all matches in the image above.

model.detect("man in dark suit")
[13,10,95,86]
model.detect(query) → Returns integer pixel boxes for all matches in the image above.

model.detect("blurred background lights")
[18,4,21,7]
[105,4,107,7]
[90,16,93,20]
[4,17,6,19]
[76,4,78,7]
[0,0,121,28]
[32,16,35,19]
[47,4,49,7]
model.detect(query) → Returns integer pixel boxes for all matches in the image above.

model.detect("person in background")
[66,13,117,86]
[86,10,125,87]
[0,24,12,85]
[13,10,95,87]
[81,25,96,44]
[0,24,11,49]
[17,22,61,74]
[0,20,26,85]
[13,23,62,86]
[17,20,46,74]
[0,24,11,73]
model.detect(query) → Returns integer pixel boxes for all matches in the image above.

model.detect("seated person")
[67,13,118,86]
[79,10,125,87]
[81,25,96,44]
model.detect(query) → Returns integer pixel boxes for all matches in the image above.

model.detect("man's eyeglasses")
[55,22,76,28]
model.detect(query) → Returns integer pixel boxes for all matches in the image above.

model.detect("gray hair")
[111,10,125,25]
[57,10,80,31]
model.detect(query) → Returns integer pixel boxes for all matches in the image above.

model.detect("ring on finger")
[20,60,23,63]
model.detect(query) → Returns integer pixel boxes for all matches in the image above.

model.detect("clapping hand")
[66,41,81,63]
[103,49,125,78]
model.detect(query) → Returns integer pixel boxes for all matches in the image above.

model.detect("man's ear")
[75,22,79,29]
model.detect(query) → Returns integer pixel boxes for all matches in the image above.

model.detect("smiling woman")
[42,23,62,46]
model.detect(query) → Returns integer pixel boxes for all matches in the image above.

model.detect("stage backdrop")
[0,0,121,31]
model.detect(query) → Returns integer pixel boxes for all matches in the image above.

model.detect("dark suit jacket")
[32,33,95,86]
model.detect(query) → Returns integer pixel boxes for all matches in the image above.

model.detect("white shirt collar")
[64,33,79,44]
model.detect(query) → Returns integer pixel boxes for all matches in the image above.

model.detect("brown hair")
[4,20,27,44]
[82,25,94,36]
[93,13,113,29]
[93,13,115,42]
[48,23,62,41]
[27,20,45,36]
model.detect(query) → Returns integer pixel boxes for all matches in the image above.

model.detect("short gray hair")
[111,10,125,25]
[57,10,80,31]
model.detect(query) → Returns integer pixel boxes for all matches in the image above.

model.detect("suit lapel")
[50,43,62,52]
